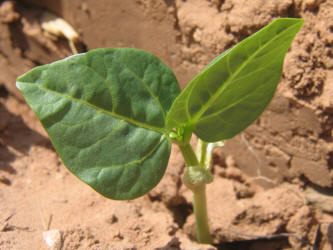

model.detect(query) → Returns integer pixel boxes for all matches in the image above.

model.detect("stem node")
[176,141,213,244]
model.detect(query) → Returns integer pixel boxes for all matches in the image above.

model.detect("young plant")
[16,18,303,244]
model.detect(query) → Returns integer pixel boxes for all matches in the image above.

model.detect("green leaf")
[166,18,304,142]
[17,48,180,200]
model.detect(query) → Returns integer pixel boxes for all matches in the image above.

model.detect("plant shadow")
[0,87,50,179]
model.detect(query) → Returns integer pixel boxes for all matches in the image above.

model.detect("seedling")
[16,18,303,244]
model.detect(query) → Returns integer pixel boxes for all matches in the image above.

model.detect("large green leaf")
[17,48,180,200]
[166,18,304,142]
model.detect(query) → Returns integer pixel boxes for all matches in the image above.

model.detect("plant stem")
[177,142,212,244]
[197,139,208,169]
[178,142,199,166]
[193,185,213,244]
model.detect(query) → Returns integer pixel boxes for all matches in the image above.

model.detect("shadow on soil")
[0,86,50,180]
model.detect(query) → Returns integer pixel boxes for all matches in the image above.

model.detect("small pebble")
[42,229,63,250]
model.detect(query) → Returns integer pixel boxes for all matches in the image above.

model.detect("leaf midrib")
[20,81,169,135]
[71,59,166,120]
[190,21,300,125]
[198,56,281,122]
[198,80,268,123]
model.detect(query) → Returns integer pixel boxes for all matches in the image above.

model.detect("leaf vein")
[71,61,116,109]
[59,111,102,128]
[191,22,300,124]
[117,60,167,120]
[23,82,168,134]
[199,83,268,122]
[89,135,167,169]
[66,119,125,149]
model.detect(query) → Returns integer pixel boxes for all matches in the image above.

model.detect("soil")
[0,0,332,249]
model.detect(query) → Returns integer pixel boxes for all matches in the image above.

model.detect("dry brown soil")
[0,0,333,249]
